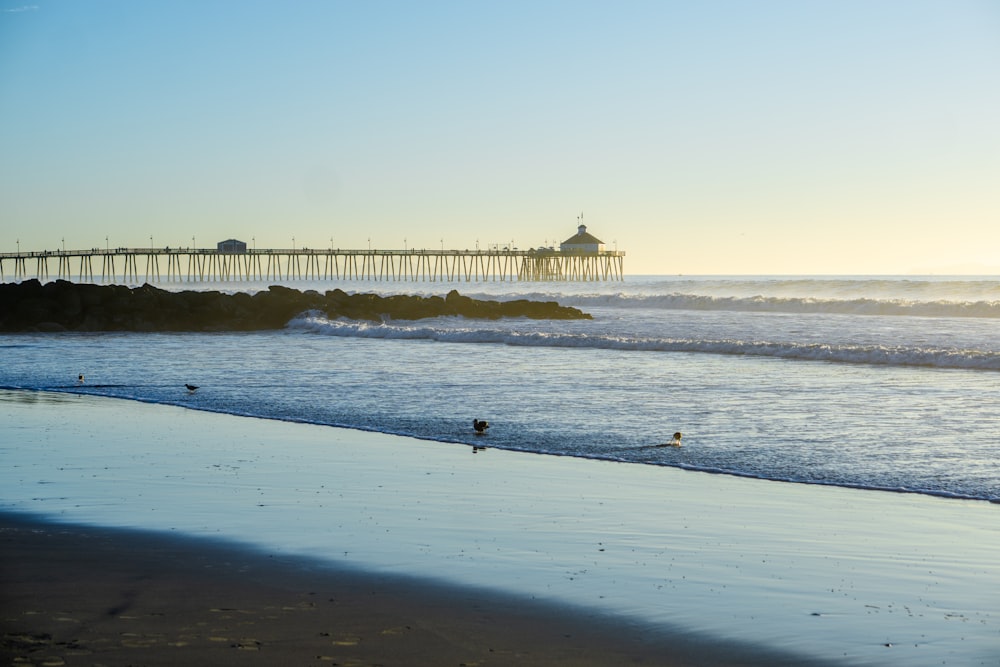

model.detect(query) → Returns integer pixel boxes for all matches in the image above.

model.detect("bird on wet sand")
[473,419,489,434]
[185,384,199,393]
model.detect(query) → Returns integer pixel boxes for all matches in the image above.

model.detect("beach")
[1,514,806,667]
[2,389,998,666]
[4,0,999,660]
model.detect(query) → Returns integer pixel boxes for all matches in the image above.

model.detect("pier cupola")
[560,218,605,254]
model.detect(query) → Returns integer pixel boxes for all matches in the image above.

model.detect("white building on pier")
[560,223,606,254]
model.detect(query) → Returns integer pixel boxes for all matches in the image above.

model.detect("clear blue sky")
[2,0,998,274]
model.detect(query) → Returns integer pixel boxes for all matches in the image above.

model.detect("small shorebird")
[185,384,199,393]
[473,418,489,434]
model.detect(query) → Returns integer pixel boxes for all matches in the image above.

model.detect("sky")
[1,1,998,275]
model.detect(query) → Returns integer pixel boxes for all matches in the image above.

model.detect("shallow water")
[2,274,999,500]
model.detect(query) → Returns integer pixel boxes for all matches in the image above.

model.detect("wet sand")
[1,513,800,666]
[2,389,999,666]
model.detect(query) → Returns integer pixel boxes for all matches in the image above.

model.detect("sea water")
[2,275,998,502]
[3,274,1000,666]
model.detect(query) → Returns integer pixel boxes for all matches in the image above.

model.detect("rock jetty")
[0,280,592,332]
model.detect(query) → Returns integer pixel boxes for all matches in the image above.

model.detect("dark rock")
[0,282,591,332]
[34,321,67,332]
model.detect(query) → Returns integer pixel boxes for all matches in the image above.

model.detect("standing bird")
[473,419,489,434]
[185,384,199,393]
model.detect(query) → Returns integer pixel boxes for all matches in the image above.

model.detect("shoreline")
[3,389,999,666]
[0,511,812,667]
[7,384,1000,505]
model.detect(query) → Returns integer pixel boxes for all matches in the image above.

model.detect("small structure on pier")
[560,223,606,254]
[217,239,247,254]
[2,226,624,283]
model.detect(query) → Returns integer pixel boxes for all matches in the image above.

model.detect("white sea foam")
[558,293,1000,318]
[287,312,1000,371]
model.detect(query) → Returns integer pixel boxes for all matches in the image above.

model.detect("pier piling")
[0,247,625,284]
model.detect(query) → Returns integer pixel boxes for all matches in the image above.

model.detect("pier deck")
[0,248,624,284]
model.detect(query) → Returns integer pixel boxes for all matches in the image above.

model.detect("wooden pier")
[0,247,625,284]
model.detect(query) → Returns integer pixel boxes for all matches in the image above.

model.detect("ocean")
[4,274,1000,666]
[2,275,998,502]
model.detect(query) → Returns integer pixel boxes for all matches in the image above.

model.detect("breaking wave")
[287,314,1000,371]
[555,293,1000,318]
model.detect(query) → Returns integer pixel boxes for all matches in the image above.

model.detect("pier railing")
[0,247,625,284]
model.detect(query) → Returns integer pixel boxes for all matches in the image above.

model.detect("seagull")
[652,432,683,448]
[185,384,199,393]
[473,419,489,434]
